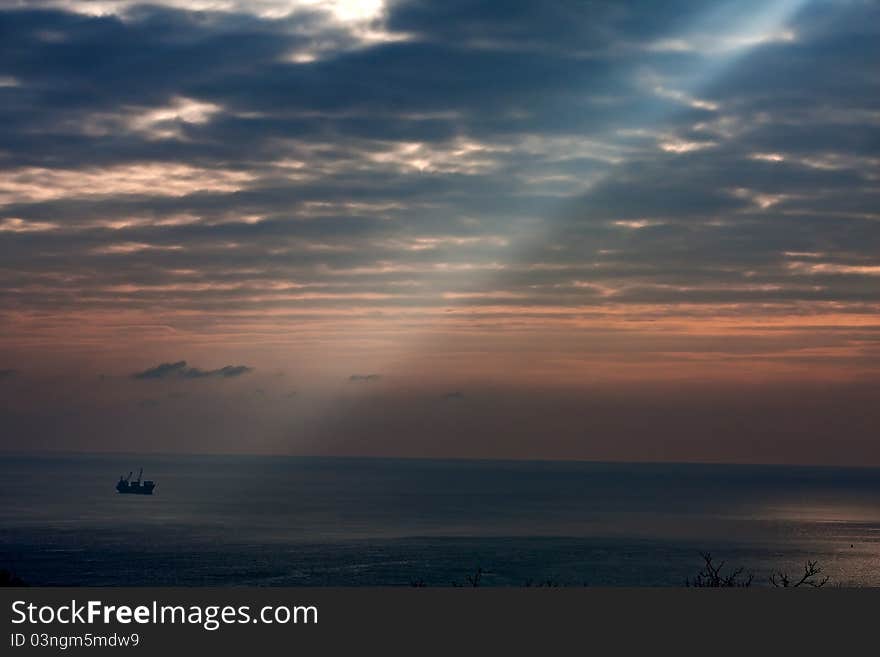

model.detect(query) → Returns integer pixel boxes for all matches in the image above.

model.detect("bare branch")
[769,560,828,588]
[686,552,753,587]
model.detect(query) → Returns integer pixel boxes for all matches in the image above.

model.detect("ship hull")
[116,469,156,495]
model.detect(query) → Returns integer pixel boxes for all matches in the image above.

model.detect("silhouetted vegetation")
[523,579,566,587]
[466,567,483,587]
[7,554,833,588]
[684,552,833,588]
[448,567,484,587]
[0,569,27,586]
[686,552,754,587]
[769,560,828,588]
[411,552,832,587]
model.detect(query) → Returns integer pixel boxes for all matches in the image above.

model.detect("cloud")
[349,374,381,382]
[132,361,253,380]
[192,365,253,378]
[0,368,20,379]
[132,361,188,379]
[1,1,875,319]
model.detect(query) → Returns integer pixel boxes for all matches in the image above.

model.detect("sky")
[1,0,879,464]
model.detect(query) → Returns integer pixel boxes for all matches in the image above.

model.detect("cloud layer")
[133,360,253,379]
[1,1,879,460]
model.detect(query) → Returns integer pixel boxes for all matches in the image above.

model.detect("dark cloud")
[133,361,188,379]
[196,365,253,379]
[132,361,252,380]
[0,368,20,379]
[349,374,381,383]
[0,0,876,319]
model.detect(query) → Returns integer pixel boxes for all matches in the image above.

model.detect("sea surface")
[2,453,880,586]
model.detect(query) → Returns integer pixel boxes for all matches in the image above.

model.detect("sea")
[2,453,879,586]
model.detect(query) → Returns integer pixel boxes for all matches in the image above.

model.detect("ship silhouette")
[116,468,155,495]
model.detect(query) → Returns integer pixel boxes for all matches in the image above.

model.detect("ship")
[116,468,156,495]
